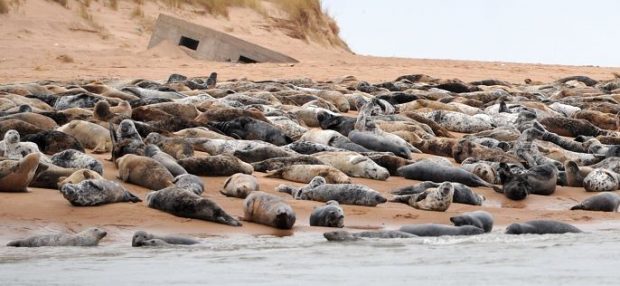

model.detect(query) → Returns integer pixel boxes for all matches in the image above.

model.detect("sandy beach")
[2,0,620,243]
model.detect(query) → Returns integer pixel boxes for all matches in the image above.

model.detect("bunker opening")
[179,36,199,50]
[238,55,258,64]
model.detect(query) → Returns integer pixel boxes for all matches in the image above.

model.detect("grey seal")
[132,230,199,247]
[0,153,40,192]
[144,144,188,177]
[220,173,259,198]
[50,149,103,175]
[251,155,325,172]
[397,159,495,188]
[323,230,415,241]
[505,220,582,234]
[449,211,494,233]
[399,224,485,236]
[309,201,344,228]
[391,182,454,212]
[178,155,253,176]
[116,154,174,190]
[243,191,296,229]
[59,179,141,206]
[146,186,241,226]
[172,174,204,195]
[390,181,485,206]
[278,176,386,206]
[7,227,107,247]
[571,193,620,212]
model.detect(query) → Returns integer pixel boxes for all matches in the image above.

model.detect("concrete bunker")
[148,14,298,64]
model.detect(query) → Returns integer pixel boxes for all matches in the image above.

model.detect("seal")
[267,115,308,140]
[495,163,558,200]
[50,149,104,175]
[428,110,493,133]
[316,110,356,136]
[144,144,188,177]
[563,160,592,187]
[232,146,295,163]
[251,155,326,172]
[505,220,582,234]
[243,191,296,229]
[22,130,84,155]
[57,120,112,153]
[60,179,142,206]
[397,160,495,188]
[146,186,241,226]
[449,211,494,233]
[364,153,414,176]
[0,119,45,137]
[178,155,253,176]
[0,153,40,192]
[109,121,146,164]
[399,224,485,236]
[116,154,174,190]
[348,130,412,159]
[391,182,454,212]
[309,200,345,227]
[132,230,199,247]
[6,227,107,247]
[571,192,620,212]
[283,140,346,155]
[58,169,104,188]
[266,164,351,184]
[391,181,485,206]
[300,129,370,153]
[209,117,292,146]
[172,174,204,195]
[278,176,386,206]
[1,129,44,160]
[582,168,620,192]
[30,162,77,189]
[220,173,259,198]
[144,133,194,160]
[323,230,416,241]
[313,151,389,180]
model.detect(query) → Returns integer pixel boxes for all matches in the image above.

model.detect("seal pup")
[283,140,347,155]
[583,168,620,192]
[178,155,253,176]
[1,129,44,160]
[323,230,415,241]
[266,164,351,184]
[251,155,326,172]
[505,220,582,234]
[391,182,454,212]
[243,191,296,229]
[220,173,259,198]
[313,151,389,180]
[397,160,495,188]
[309,201,345,228]
[50,149,104,175]
[6,227,107,247]
[116,154,174,190]
[278,176,386,206]
[571,193,620,212]
[146,186,241,226]
[132,230,199,247]
[57,169,104,188]
[399,224,484,236]
[60,179,142,206]
[144,144,187,177]
[172,174,204,195]
[0,153,40,192]
[450,211,494,233]
[57,120,112,153]
[391,181,485,206]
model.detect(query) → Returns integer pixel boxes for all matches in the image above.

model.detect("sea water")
[1,231,620,285]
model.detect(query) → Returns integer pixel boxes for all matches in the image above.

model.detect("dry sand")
[1,0,620,241]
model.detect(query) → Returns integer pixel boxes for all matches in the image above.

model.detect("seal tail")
[126,192,142,203]
[389,195,412,204]
[265,169,284,179]
[6,240,20,247]
[276,184,295,196]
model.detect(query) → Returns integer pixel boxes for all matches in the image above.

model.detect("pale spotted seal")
[220,173,259,198]
[583,168,620,192]
[313,151,389,180]
[7,227,107,247]
[60,179,141,206]
[391,182,454,212]
[266,164,351,184]
[50,149,103,175]
[278,176,386,206]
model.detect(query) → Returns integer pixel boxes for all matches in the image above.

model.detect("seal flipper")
[125,192,142,203]
[570,204,584,210]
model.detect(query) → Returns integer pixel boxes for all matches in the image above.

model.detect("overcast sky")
[322,0,620,67]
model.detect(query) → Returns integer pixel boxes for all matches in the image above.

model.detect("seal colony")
[2,72,620,246]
